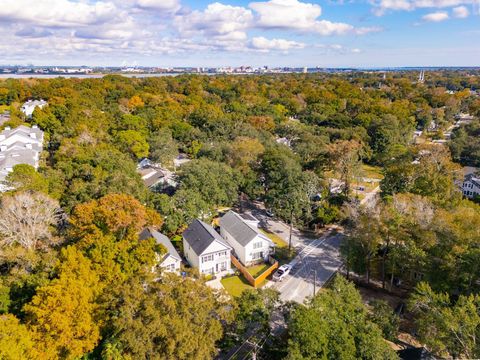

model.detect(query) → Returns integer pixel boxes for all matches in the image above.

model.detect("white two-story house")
[219,211,275,267]
[462,173,480,199]
[139,227,182,273]
[183,219,231,275]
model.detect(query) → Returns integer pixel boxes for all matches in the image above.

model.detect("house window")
[202,254,214,263]
[253,242,263,249]
[164,263,176,272]
[252,252,263,260]
[217,251,227,257]
[202,267,214,275]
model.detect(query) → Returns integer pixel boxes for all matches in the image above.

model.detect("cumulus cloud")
[175,3,253,41]
[249,0,374,35]
[422,10,450,20]
[136,0,181,12]
[0,0,116,27]
[250,36,305,51]
[249,0,322,28]
[452,5,470,16]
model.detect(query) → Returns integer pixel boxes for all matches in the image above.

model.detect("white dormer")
[29,133,36,139]
[0,145,6,152]
[5,126,11,131]
[26,143,32,149]
[32,125,38,129]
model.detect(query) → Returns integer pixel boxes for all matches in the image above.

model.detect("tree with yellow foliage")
[0,314,34,360]
[24,246,101,360]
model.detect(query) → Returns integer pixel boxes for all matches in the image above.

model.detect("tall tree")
[0,192,60,251]
[24,247,101,360]
[287,276,398,360]
[0,314,34,360]
[408,282,480,359]
[108,274,232,360]
[327,140,364,196]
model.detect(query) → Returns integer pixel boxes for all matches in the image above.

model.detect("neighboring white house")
[139,227,182,273]
[0,125,44,189]
[219,211,275,266]
[183,219,231,275]
[21,99,48,118]
[462,173,480,199]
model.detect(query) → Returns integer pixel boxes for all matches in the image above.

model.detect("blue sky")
[0,0,478,67]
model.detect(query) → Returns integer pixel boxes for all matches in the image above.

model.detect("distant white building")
[219,211,275,266]
[462,173,480,199]
[21,99,47,118]
[0,125,44,189]
[183,219,232,276]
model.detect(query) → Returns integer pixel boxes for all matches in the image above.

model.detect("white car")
[272,264,292,282]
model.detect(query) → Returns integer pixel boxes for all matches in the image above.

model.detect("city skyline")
[0,0,479,67]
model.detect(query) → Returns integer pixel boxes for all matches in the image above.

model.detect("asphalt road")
[245,203,344,304]
[271,231,343,303]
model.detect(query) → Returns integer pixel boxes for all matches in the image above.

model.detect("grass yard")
[260,229,288,248]
[247,263,271,278]
[260,228,296,264]
[361,164,384,180]
[221,275,254,297]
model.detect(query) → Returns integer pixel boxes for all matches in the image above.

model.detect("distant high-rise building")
[418,70,425,83]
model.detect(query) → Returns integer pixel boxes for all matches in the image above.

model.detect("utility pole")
[288,211,293,251]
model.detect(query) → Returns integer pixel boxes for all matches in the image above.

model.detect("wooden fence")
[230,255,279,288]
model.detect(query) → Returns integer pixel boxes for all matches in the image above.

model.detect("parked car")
[265,209,274,218]
[272,264,292,281]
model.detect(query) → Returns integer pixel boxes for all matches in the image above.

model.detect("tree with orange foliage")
[127,95,144,110]
[69,194,163,285]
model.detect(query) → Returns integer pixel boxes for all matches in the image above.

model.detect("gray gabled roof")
[139,228,181,261]
[465,173,480,188]
[183,219,231,256]
[219,210,273,247]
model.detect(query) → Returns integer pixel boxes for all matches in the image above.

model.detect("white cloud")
[249,0,349,35]
[452,5,469,16]
[175,3,253,41]
[0,0,117,27]
[422,10,450,20]
[136,0,181,12]
[249,0,377,35]
[250,36,305,51]
[249,0,322,28]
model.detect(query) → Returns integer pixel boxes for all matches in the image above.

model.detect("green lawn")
[247,263,271,278]
[221,275,254,297]
[260,229,296,265]
[260,229,288,248]
[361,164,384,180]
